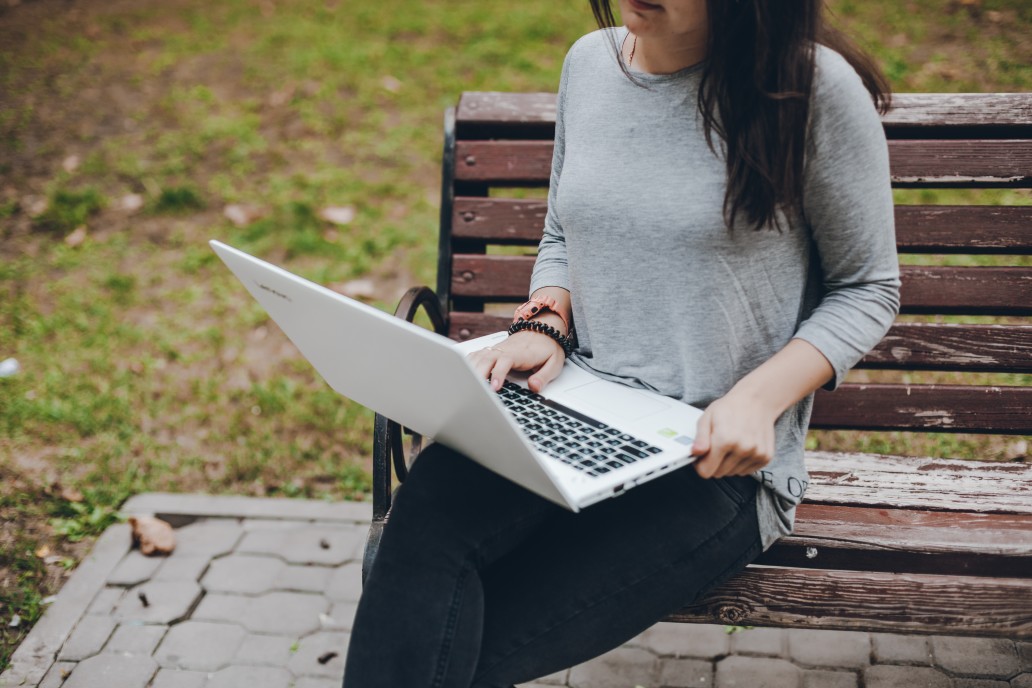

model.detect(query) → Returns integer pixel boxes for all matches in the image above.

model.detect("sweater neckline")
[614,26,707,83]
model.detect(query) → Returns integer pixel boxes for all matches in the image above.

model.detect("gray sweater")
[529,27,901,550]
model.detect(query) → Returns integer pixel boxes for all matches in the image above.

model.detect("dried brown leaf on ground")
[128,515,176,556]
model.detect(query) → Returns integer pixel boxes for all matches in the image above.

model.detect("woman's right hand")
[468,330,566,393]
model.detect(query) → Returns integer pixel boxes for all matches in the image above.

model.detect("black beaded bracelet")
[507,318,575,356]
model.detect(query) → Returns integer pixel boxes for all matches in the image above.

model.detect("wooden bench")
[364,92,1032,639]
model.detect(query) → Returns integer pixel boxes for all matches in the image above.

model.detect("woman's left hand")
[691,390,778,479]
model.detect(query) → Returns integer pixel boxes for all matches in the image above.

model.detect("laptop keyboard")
[497,381,663,477]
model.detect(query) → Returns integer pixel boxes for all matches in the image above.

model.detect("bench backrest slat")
[454,139,1032,187]
[449,255,1032,316]
[442,92,1032,436]
[456,92,1032,134]
[454,200,1032,253]
[809,385,1032,433]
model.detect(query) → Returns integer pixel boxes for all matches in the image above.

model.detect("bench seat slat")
[804,451,1032,513]
[763,503,1032,577]
[810,384,1032,433]
[668,568,1032,638]
[454,199,1032,253]
[454,140,1032,187]
[451,255,1032,315]
[456,92,1032,133]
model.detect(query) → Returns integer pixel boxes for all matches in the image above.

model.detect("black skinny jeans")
[343,443,761,688]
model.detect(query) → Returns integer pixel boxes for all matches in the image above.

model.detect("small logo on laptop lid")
[255,281,292,302]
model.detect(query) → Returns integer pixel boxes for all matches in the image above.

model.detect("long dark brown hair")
[589,0,891,231]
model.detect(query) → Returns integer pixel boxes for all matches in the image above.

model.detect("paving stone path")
[2,493,1029,688]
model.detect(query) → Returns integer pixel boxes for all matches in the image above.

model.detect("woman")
[343,0,900,685]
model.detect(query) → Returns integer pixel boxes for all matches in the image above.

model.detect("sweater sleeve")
[793,47,901,390]
[528,47,574,295]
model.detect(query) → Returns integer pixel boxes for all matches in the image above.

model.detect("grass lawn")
[1,0,1030,671]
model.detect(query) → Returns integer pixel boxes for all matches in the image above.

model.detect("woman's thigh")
[471,467,762,688]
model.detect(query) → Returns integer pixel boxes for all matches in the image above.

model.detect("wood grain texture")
[456,92,1032,131]
[859,323,1032,372]
[454,200,1032,253]
[450,255,1032,315]
[450,314,1032,373]
[667,567,1032,638]
[811,384,1032,433]
[763,503,1032,576]
[803,451,1032,513]
[894,205,1032,253]
[454,140,1032,187]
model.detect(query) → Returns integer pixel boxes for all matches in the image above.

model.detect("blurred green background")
[0,0,1029,671]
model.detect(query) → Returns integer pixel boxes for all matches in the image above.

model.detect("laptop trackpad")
[563,381,670,421]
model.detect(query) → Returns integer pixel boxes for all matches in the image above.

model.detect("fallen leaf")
[8,614,21,628]
[119,194,145,213]
[35,545,51,558]
[318,205,356,225]
[64,226,87,247]
[25,195,48,217]
[224,203,265,227]
[381,75,402,93]
[61,486,84,503]
[62,155,80,173]
[317,651,338,664]
[129,515,176,556]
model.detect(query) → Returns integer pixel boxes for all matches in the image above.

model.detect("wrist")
[723,381,785,422]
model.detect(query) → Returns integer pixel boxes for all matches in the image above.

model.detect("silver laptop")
[210,240,703,510]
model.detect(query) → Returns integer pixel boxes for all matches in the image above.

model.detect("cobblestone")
[288,631,349,678]
[85,587,123,616]
[635,622,729,659]
[864,665,951,688]
[154,620,246,671]
[104,623,168,656]
[871,633,932,665]
[715,656,800,688]
[201,554,286,594]
[1019,643,1032,672]
[325,563,364,602]
[153,555,210,583]
[149,669,208,688]
[5,496,1026,688]
[38,662,75,688]
[62,654,157,688]
[280,525,366,566]
[173,522,243,557]
[240,591,329,635]
[656,657,714,687]
[325,601,359,630]
[276,564,334,593]
[731,627,785,657]
[112,581,202,625]
[802,669,858,688]
[569,646,659,688]
[293,678,347,688]
[930,637,1020,678]
[788,629,869,669]
[107,552,165,587]
[206,666,293,688]
[57,614,116,661]
[233,633,297,668]
[191,593,248,623]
